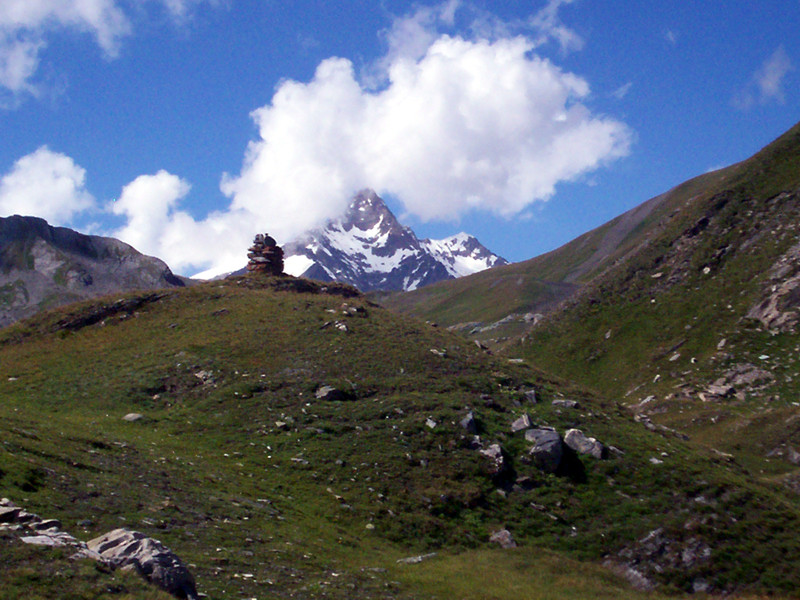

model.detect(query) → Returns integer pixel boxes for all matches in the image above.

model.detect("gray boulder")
[459,411,478,434]
[87,528,198,600]
[564,429,606,459]
[510,413,531,433]
[315,385,349,401]
[551,399,579,409]
[489,529,517,548]
[525,428,563,473]
[479,444,508,478]
[0,505,22,523]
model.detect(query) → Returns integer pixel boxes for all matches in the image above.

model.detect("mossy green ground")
[1,276,800,598]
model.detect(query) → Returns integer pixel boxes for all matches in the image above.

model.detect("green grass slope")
[513,121,800,496]
[377,165,735,343]
[1,275,800,598]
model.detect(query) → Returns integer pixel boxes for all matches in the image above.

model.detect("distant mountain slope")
[0,215,186,327]
[377,173,715,336]
[282,190,507,291]
[518,121,800,390]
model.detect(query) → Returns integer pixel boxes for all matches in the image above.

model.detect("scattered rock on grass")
[552,399,579,409]
[564,429,606,459]
[397,552,437,564]
[489,529,517,548]
[459,411,478,434]
[315,385,349,401]
[480,444,510,479]
[510,413,531,433]
[525,429,563,472]
[88,528,199,600]
[525,428,563,473]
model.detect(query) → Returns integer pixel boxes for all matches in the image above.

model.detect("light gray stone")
[315,385,348,401]
[564,429,606,459]
[31,518,62,531]
[510,413,531,433]
[551,399,579,409]
[88,528,199,600]
[0,506,21,523]
[479,444,507,477]
[397,552,437,564]
[489,529,517,548]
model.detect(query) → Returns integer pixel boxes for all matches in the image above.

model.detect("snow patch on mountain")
[282,190,508,292]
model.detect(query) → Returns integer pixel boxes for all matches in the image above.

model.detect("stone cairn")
[247,233,284,275]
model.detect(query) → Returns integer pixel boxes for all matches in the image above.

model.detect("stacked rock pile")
[247,233,284,275]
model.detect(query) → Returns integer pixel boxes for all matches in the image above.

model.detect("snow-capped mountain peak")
[282,190,507,292]
[422,232,506,278]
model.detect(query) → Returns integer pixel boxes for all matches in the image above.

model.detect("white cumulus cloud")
[221,32,630,243]
[172,3,631,277]
[0,146,95,225]
[111,170,252,275]
[113,23,630,278]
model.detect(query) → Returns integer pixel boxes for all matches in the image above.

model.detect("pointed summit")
[283,191,507,292]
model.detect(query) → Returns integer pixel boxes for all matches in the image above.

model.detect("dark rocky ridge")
[0,215,185,327]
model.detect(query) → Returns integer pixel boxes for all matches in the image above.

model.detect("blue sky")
[0,1,798,277]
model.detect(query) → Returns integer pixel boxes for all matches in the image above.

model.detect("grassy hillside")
[506,122,800,495]
[377,166,735,342]
[2,274,800,598]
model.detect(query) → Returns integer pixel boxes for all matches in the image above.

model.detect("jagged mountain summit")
[282,190,508,291]
[0,215,186,327]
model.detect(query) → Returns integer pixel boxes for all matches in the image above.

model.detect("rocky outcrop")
[612,527,712,593]
[1,498,102,561]
[747,239,800,332]
[0,215,186,327]
[88,528,199,600]
[702,363,774,401]
[1,498,198,600]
